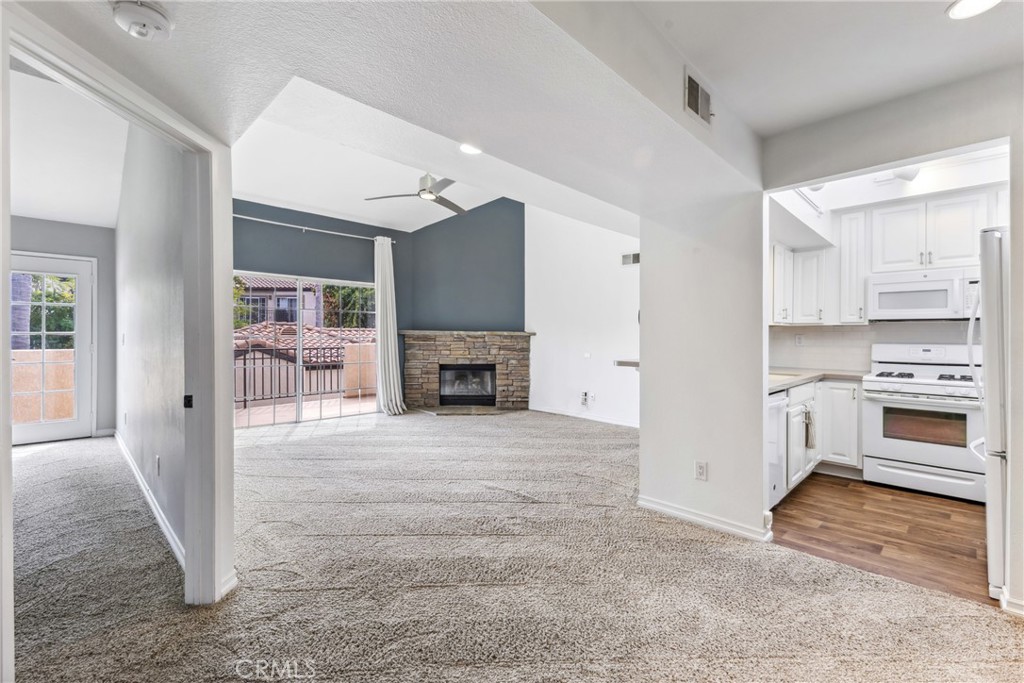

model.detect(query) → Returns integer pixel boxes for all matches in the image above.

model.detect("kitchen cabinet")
[925,193,988,269]
[819,381,861,468]
[838,211,867,324]
[772,244,794,324]
[786,382,819,491]
[792,250,825,324]
[870,191,989,274]
[871,202,926,273]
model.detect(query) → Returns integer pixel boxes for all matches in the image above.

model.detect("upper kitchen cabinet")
[925,192,988,269]
[792,250,825,324]
[870,190,990,274]
[871,202,926,272]
[772,244,795,324]
[838,211,867,324]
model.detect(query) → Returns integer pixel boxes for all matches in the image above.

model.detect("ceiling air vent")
[621,253,640,266]
[685,68,713,126]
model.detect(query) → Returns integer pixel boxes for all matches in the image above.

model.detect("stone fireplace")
[400,330,534,410]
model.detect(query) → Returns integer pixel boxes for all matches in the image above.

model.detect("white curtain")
[374,237,406,416]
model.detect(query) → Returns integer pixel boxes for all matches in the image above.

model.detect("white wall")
[640,192,768,540]
[525,206,640,427]
[116,125,191,550]
[770,322,976,372]
[763,64,1024,615]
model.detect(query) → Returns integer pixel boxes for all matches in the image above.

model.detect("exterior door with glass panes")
[10,255,94,444]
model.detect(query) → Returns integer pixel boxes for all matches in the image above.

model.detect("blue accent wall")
[410,198,525,331]
[232,197,525,332]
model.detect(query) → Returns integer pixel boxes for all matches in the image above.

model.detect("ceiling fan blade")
[429,177,455,194]
[433,195,467,215]
[364,193,418,201]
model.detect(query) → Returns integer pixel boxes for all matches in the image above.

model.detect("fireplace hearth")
[439,364,497,406]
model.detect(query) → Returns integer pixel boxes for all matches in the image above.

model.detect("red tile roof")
[234,322,375,365]
[237,275,317,292]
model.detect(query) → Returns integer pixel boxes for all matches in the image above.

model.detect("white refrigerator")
[973,226,1009,600]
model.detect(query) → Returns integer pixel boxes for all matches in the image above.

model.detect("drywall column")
[638,192,768,539]
[525,205,640,426]
[763,65,1024,615]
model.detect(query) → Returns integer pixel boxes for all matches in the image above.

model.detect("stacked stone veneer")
[401,330,534,410]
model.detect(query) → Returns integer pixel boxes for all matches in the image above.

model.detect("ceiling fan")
[365,173,467,215]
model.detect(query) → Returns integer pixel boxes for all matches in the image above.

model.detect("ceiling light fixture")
[113,1,174,42]
[893,166,921,182]
[418,189,437,201]
[946,0,1002,20]
[807,184,825,192]
[459,143,482,155]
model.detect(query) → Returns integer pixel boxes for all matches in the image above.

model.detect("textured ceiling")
[11,68,128,228]
[637,0,1024,136]
[19,1,753,225]
[232,118,503,232]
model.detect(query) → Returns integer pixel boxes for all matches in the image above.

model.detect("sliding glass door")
[232,272,377,428]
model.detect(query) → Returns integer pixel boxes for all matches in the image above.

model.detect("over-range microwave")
[867,267,980,321]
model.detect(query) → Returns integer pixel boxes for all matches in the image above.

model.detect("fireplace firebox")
[439,364,497,406]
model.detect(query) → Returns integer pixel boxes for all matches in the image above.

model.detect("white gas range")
[861,343,986,502]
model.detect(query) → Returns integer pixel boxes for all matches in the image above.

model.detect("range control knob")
[958,389,971,397]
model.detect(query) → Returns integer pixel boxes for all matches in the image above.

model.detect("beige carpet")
[13,412,1024,682]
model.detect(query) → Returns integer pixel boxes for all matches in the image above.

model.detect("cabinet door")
[839,212,867,324]
[820,381,860,467]
[772,244,794,323]
[792,250,824,324]
[786,405,806,489]
[926,193,988,269]
[871,203,926,273]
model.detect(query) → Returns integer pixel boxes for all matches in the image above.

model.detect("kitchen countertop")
[769,367,867,393]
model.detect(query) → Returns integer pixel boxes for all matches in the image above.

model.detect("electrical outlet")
[580,391,589,407]
[795,334,805,346]
[694,461,708,482]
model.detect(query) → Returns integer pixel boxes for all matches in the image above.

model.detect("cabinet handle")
[853,387,857,400]
[919,252,925,265]
[858,306,864,319]
[928,251,933,264]
[818,308,823,320]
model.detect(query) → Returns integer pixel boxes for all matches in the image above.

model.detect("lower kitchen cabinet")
[819,380,861,468]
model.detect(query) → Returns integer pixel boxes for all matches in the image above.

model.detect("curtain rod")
[233,213,395,243]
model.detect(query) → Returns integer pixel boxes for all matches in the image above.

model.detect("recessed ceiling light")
[459,143,482,155]
[113,1,174,41]
[946,0,1002,20]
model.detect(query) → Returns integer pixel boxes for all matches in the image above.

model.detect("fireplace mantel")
[399,330,533,410]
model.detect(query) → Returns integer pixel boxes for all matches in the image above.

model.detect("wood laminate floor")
[772,473,995,606]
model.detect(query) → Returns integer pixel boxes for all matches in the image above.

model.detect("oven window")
[882,407,967,448]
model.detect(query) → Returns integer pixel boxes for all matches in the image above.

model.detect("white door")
[792,250,824,324]
[838,212,867,324]
[820,381,860,467]
[10,254,94,444]
[871,202,926,272]
[786,404,807,489]
[926,192,988,269]
[772,244,794,323]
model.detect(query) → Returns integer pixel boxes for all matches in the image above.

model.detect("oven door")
[862,391,983,473]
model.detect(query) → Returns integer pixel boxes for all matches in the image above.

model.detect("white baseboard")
[529,405,639,429]
[1001,593,1024,618]
[221,569,239,599]
[638,495,772,542]
[114,431,185,569]
[93,428,115,437]
[813,462,863,479]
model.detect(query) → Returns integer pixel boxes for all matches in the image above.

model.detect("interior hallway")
[13,415,1024,682]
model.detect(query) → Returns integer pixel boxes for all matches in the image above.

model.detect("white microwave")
[867,267,980,321]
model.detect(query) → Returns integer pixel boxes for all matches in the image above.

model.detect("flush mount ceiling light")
[893,166,921,182]
[946,0,1002,20]
[113,1,175,42]
[459,143,482,155]
[807,184,826,192]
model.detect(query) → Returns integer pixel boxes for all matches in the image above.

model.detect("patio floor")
[234,393,378,428]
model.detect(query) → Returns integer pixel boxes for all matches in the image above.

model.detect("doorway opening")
[232,272,378,427]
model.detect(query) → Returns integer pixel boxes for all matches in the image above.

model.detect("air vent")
[685,69,713,126]
[621,253,640,266]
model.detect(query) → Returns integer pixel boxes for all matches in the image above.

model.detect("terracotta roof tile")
[233,322,375,365]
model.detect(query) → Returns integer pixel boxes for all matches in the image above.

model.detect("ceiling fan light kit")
[365,173,468,215]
